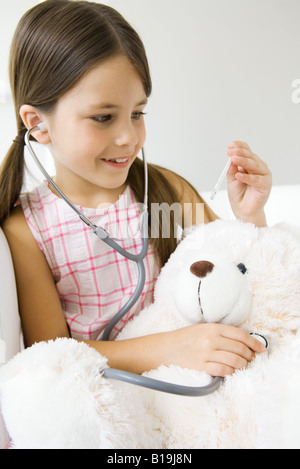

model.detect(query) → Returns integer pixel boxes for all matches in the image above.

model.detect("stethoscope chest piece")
[250,332,269,349]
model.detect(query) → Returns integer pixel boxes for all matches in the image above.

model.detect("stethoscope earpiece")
[37,122,46,132]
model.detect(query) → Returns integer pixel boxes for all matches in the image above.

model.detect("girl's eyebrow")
[87,98,148,112]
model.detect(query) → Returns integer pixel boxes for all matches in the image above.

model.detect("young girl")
[0,1,270,377]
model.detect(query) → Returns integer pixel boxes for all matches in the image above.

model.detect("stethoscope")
[24,123,223,396]
[25,123,149,342]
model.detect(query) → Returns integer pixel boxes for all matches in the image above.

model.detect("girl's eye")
[131,111,146,120]
[92,111,146,124]
[92,114,112,124]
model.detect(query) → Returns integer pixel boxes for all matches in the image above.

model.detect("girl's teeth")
[108,158,128,163]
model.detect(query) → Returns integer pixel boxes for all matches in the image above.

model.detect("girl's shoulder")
[2,203,55,297]
[2,204,28,234]
[2,205,41,260]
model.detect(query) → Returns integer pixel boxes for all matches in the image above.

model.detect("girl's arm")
[86,323,264,377]
[2,206,70,345]
[3,205,264,378]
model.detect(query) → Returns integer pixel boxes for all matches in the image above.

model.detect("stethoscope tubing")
[103,368,223,396]
[25,126,149,340]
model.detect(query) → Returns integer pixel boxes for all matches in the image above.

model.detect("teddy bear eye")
[237,263,247,275]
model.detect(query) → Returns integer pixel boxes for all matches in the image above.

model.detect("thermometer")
[210,159,231,200]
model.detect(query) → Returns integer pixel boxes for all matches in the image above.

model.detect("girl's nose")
[114,120,139,148]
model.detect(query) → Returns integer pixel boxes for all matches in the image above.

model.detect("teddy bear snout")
[190,261,214,278]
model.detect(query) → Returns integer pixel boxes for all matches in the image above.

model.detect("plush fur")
[1,219,300,449]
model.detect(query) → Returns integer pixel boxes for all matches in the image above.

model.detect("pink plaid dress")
[20,182,160,340]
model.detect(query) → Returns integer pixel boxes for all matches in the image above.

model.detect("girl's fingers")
[230,154,268,175]
[217,337,255,363]
[228,140,251,152]
[234,172,268,190]
[219,325,266,354]
[210,350,248,371]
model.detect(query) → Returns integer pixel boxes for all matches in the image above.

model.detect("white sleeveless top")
[20,182,160,340]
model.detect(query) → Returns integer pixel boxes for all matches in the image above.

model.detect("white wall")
[0,0,40,183]
[1,0,300,194]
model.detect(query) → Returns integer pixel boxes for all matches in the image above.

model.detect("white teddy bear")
[1,219,300,449]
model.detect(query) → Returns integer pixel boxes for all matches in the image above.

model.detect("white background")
[1,0,300,194]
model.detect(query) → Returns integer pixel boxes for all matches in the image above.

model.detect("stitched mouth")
[198,280,227,323]
[198,281,204,316]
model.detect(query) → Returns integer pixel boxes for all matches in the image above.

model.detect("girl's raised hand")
[227,141,272,227]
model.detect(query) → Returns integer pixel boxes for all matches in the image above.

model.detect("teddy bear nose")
[190,261,214,278]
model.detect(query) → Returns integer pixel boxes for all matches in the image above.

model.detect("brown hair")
[0,0,179,266]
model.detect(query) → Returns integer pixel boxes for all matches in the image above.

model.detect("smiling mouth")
[101,157,130,168]
[104,158,129,163]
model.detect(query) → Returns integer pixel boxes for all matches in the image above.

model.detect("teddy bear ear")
[190,261,214,278]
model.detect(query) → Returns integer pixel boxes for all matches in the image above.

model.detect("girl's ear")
[19,105,51,144]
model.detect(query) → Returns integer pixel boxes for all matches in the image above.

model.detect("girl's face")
[42,55,147,206]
